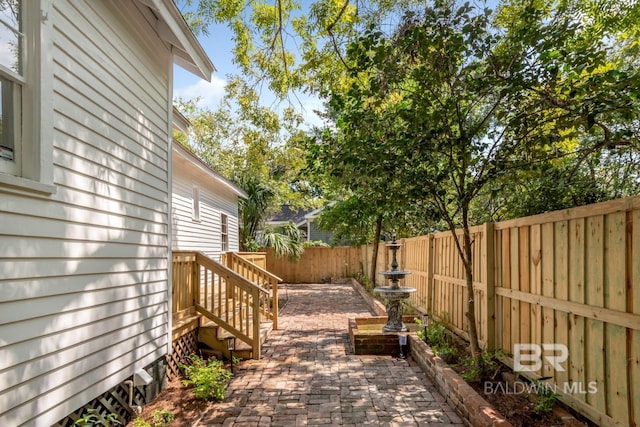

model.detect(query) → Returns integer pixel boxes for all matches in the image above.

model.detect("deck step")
[199,319,273,359]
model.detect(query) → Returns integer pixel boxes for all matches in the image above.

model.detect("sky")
[172,21,325,128]
[173,22,235,111]
[171,0,502,127]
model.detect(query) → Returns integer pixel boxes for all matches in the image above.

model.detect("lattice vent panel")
[52,382,144,427]
[166,328,199,380]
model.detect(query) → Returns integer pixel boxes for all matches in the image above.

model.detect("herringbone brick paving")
[199,283,464,426]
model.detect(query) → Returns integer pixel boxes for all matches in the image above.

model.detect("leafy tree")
[177,1,640,357]
[319,0,640,358]
[237,175,275,251]
[304,107,427,280]
[174,80,320,252]
[178,0,429,99]
[260,221,305,260]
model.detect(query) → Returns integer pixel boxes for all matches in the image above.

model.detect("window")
[0,0,54,193]
[192,186,200,221]
[0,1,23,175]
[221,213,228,252]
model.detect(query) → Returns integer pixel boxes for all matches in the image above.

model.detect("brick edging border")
[409,335,513,427]
[350,278,387,316]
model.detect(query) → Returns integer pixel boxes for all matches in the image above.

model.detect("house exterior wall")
[0,2,173,425]
[308,221,334,244]
[171,148,241,260]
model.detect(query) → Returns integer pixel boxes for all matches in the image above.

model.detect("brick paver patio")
[199,283,464,426]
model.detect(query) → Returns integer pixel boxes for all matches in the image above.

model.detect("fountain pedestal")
[374,287,416,331]
[374,234,416,332]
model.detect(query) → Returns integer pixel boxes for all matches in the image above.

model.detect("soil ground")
[128,377,208,426]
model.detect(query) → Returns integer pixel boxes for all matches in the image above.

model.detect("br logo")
[513,343,569,372]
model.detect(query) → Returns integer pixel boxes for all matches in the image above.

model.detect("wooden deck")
[171,251,281,360]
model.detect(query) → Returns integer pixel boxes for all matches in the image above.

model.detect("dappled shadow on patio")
[198,282,464,426]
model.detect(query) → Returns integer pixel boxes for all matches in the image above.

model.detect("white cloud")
[174,74,227,110]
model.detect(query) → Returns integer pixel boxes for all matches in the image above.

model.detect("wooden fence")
[266,196,640,427]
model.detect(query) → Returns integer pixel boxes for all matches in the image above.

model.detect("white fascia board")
[139,0,215,80]
[304,206,325,220]
[173,143,247,198]
[172,106,191,133]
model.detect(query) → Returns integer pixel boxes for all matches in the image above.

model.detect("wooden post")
[426,234,435,314]
[483,222,496,350]
[271,277,278,330]
[252,287,261,359]
[193,254,200,307]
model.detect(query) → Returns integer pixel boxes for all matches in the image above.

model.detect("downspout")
[123,380,142,414]
[166,49,174,357]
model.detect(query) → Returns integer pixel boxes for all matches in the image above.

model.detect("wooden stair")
[172,251,280,360]
[199,318,273,359]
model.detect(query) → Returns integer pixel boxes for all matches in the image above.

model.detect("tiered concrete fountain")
[374,234,416,332]
[348,234,417,355]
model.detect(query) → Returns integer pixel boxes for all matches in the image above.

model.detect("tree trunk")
[462,217,481,357]
[370,215,383,283]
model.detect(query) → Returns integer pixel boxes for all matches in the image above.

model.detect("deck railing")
[172,251,270,359]
[222,252,282,329]
[232,252,267,269]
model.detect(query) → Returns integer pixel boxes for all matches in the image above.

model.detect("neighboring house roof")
[267,205,314,227]
[304,205,327,221]
[136,0,215,80]
[172,142,247,198]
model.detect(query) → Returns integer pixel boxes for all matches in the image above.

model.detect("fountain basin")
[374,286,416,301]
[348,316,419,356]
[378,270,411,277]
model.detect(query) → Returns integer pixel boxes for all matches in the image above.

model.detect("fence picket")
[265,196,640,427]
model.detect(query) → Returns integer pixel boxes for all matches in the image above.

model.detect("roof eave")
[173,143,247,199]
[139,0,215,80]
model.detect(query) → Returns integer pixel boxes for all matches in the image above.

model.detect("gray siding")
[0,1,172,425]
[308,221,334,244]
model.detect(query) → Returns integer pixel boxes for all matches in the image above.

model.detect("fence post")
[482,222,496,350]
[426,234,435,314]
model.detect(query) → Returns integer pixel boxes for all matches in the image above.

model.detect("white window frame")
[192,185,200,221]
[0,0,55,195]
[221,213,228,252]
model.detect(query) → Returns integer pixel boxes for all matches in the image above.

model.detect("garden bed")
[350,279,589,426]
[408,335,591,427]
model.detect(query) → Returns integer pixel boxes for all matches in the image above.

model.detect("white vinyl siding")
[0,1,172,425]
[172,149,241,260]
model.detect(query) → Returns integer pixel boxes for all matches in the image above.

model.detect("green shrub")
[462,349,502,382]
[152,409,174,426]
[131,418,152,427]
[436,344,459,364]
[179,354,233,401]
[426,319,448,348]
[532,379,559,414]
[414,317,426,342]
[73,409,121,426]
[415,316,460,364]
